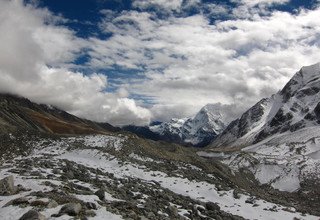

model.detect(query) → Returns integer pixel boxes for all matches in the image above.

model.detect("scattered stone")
[47,200,58,209]
[30,200,49,207]
[58,203,82,216]
[85,209,96,217]
[167,205,179,217]
[0,176,17,195]
[95,189,105,201]
[206,202,220,211]
[269,205,278,212]
[147,211,156,218]
[86,202,97,210]
[52,168,60,174]
[245,197,256,204]
[65,171,74,179]
[233,189,241,199]
[19,210,46,220]
[4,197,29,207]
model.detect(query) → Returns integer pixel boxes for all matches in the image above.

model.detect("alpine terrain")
[0,88,320,219]
[123,104,226,147]
[201,63,320,194]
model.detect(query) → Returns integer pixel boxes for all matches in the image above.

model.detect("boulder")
[58,203,82,216]
[86,202,97,210]
[206,202,220,211]
[4,197,29,207]
[0,176,17,195]
[19,210,46,220]
[94,189,105,201]
[47,200,58,209]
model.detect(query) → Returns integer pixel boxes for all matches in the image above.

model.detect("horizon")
[0,0,320,126]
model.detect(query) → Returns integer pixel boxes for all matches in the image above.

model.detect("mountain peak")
[199,104,223,118]
[300,62,320,77]
[211,62,320,149]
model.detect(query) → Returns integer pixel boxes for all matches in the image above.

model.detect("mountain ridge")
[123,104,226,147]
[210,62,320,149]
[0,93,119,135]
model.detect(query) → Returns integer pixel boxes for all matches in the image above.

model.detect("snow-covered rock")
[211,62,320,148]
[149,104,226,147]
[205,63,320,193]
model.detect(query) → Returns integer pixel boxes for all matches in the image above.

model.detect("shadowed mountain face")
[0,93,119,134]
[210,63,320,149]
[123,104,226,147]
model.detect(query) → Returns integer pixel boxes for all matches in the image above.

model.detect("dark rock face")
[0,93,119,135]
[122,125,162,141]
[269,109,293,128]
[19,210,46,220]
[238,98,269,137]
[314,102,320,122]
[211,63,320,148]
[94,189,105,201]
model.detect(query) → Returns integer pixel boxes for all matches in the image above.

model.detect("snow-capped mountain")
[150,104,226,146]
[123,104,226,147]
[210,62,320,149]
[201,63,320,195]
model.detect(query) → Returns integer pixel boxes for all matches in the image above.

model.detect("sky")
[0,0,319,126]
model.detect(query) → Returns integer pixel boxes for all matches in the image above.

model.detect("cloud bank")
[0,0,151,126]
[1,0,320,125]
[90,3,320,121]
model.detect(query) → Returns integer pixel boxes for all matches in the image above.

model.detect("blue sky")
[32,0,320,92]
[0,0,320,125]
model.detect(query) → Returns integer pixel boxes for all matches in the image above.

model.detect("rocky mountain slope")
[198,63,320,206]
[0,94,119,135]
[0,93,319,219]
[210,62,320,149]
[124,104,226,147]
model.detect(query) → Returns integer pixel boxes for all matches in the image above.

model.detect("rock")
[65,171,74,179]
[147,212,156,218]
[233,189,241,199]
[52,168,60,174]
[167,205,179,217]
[30,200,49,207]
[245,197,256,204]
[95,189,105,201]
[0,176,17,195]
[86,202,97,210]
[47,200,58,208]
[85,210,96,217]
[59,203,82,216]
[205,202,220,211]
[127,211,137,218]
[4,197,29,207]
[19,210,46,220]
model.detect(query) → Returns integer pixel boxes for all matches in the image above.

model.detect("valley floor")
[0,133,319,219]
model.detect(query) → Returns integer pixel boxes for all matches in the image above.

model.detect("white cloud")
[89,6,320,121]
[132,0,183,12]
[1,0,320,126]
[0,0,151,126]
[239,0,290,7]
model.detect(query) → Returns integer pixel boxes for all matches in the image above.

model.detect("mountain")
[210,62,320,149]
[0,93,119,135]
[123,104,226,147]
[0,87,319,219]
[200,63,320,196]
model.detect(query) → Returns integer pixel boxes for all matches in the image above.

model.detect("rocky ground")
[0,131,319,220]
